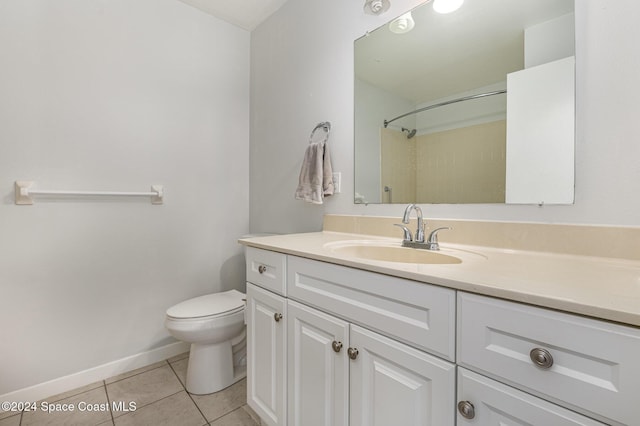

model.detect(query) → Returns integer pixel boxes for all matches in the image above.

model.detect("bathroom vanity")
[240,231,640,426]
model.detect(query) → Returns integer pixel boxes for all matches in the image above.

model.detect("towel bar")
[14,181,163,205]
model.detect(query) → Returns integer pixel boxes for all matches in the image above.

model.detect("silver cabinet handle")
[530,348,554,369]
[274,313,283,322]
[332,341,343,353]
[457,401,475,419]
[258,265,267,274]
[347,347,359,360]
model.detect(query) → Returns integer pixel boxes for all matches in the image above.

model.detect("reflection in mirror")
[354,0,575,205]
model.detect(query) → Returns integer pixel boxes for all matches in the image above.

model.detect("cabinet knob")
[332,341,343,353]
[347,347,359,360]
[530,348,554,369]
[274,313,283,322]
[457,400,475,419]
[258,265,267,274]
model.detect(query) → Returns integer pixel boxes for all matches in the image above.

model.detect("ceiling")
[177,0,289,30]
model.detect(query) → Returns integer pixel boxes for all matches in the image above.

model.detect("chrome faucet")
[402,204,425,243]
[424,227,451,251]
[395,204,451,250]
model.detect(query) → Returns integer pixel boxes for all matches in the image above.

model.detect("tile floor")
[0,352,260,426]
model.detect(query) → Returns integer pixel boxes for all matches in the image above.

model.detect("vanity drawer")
[457,368,606,425]
[287,255,456,361]
[245,247,287,296]
[457,292,640,426]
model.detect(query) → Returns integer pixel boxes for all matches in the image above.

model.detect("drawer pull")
[347,347,359,360]
[530,348,554,369]
[274,313,283,322]
[258,265,267,274]
[457,400,475,419]
[332,341,343,353]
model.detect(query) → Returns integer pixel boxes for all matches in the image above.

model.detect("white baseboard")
[0,341,190,404]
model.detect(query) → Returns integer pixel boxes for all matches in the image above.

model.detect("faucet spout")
[401,204,425,243]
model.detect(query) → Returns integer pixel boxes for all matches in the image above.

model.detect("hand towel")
[295,142,334,204]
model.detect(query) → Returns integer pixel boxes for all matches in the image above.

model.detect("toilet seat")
[166,289,245,320]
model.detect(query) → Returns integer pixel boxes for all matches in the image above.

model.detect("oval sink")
[325,241,462,264]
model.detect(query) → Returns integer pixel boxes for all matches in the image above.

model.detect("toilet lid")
[166,289,245,319]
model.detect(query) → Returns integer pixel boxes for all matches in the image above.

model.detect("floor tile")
[168,357,188,387]
[191,379,247,423]
[104,360,167,385]
[0,414,20,426]
[106,364,183,416]
[21,386,112,426]
[0,409,18,421]
[113,391,206,426]
[241,404,262,425]
[210,406,259,426]
[9,351,251,426]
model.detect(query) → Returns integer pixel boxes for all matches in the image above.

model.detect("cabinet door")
[287,300,349,426]
[246,283,287,426]
[349,325,455,426]
[457,368,606,425]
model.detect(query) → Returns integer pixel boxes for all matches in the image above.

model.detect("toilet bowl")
[165,289,246,395]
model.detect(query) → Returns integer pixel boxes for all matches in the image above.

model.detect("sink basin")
[324,240,463,264]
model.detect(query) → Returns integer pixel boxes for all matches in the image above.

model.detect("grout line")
[211,405,258,425]
[111,389,185,421]
[167,359,187,391]
[167,360,210,423]
[207,403,242,424]
[106,360,185,420]
[103,380,115,426]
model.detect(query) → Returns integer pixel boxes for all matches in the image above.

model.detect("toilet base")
[186,341,246,395]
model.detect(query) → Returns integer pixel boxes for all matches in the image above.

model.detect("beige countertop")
[239,231,640,328]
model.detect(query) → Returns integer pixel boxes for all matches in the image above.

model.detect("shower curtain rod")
[383,90,507,128]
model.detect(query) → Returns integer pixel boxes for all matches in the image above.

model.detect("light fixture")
[433,0,463,14]
[389,12,415,34]
[364,0,391,16]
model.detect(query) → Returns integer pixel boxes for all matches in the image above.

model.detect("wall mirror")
[354,0,575,205]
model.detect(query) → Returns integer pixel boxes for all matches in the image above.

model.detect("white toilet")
[165,289,247,395]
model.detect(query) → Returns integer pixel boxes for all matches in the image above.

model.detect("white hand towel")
[295,142,334,204]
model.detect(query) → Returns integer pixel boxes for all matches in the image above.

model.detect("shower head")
[401,127,417,139]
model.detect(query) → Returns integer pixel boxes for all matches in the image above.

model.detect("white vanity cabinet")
[245,245,640,426]
[246,247,457,426]
[286,299,350,426]
[349,324,455,426]
[457,292,640,426]
[245,247,289,426]
[246,283,287,426]
[456,368,605,425]
[286,299,456,426]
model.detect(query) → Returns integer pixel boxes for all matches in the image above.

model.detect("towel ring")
[309,121,331,144]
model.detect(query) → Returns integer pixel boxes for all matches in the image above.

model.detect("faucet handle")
[426,227,451,250]
[393,224,413,242]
